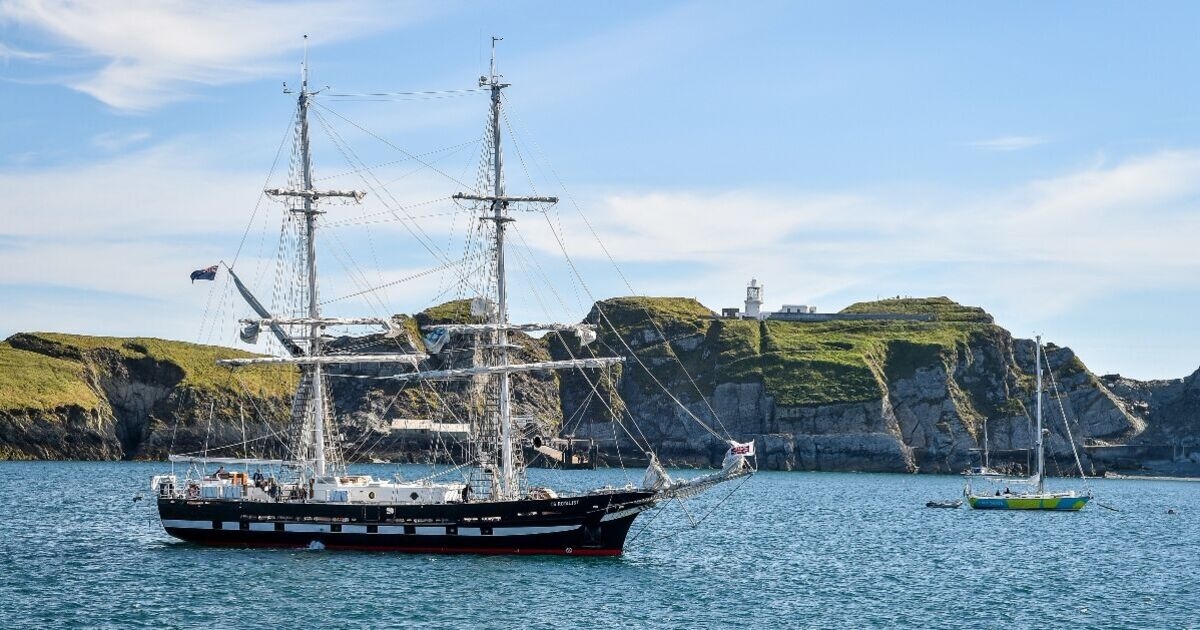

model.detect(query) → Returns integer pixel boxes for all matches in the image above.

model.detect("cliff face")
[0,308,563,463]
[0,333,294,460]
[1,297,1196,473]
[551,297,1192,473]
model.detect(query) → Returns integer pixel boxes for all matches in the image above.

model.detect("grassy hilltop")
[0,332,294,413]
[0,297,1164,472]
[579,295,1009,407]
[0,298,1037,418]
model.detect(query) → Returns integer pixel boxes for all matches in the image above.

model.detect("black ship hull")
[157,489,656,556]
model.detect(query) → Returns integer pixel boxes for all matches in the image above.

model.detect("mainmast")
[487,38,516,499]
[1035,335,1045,494]
[454,38,557,499]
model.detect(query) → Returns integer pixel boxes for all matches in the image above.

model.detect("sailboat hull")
[967,495,1089,511]
[157,489,656,556]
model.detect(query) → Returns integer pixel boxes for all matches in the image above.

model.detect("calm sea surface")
[0,461,1196,629]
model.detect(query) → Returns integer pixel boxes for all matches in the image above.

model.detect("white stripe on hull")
[286,524,332,533]
[162,520,580,537]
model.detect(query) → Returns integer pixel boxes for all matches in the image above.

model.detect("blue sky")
[2,0,1199,380]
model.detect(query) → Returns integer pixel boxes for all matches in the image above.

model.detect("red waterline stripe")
[196,540,622,556]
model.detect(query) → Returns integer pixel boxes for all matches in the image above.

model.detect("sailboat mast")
[983,416,989,470]
[1035,335,1044,494]
[486,38,516,499]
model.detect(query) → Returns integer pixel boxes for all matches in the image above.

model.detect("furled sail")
[379,357,623,382]
[226,265,305,356]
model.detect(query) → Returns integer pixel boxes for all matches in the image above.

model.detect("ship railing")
[151,474,178,498]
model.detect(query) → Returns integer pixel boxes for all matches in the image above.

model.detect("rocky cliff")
[550,297,1196,474]
[0,305,561,463]
[1,297,1197,474]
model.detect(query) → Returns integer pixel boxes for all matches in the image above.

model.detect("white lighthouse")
[744,278,763,320]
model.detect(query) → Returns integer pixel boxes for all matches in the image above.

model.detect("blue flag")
[190,265,218,283]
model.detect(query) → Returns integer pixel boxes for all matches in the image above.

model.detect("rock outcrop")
[1,296,1197,474]
[550,297,1197,474]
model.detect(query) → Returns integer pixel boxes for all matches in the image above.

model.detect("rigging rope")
[313,101,475,189]
[319,259,462,306]
[313,138,480,184]
[630,474,753,549]
[1045,355,1092,488]
[310,106,483,297]
[505,226,653,452]
[499,95,733,443]
[324,88,488,100]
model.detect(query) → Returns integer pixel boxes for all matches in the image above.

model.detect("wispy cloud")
[91,130,151,151]
[511,149,1200,324]
[0,41,48,61]
[968,135,1047,152]
[0,0,428,110]
[3,134,1198,377]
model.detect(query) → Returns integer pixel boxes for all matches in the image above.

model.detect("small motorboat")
[926,499,963,509]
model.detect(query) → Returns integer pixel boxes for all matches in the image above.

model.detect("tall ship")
[964,335,1090,511]
[151,42,755,555]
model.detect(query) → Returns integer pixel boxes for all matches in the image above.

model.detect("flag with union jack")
[190,265,218,283]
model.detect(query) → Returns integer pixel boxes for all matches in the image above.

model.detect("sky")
[2,0,1199,380]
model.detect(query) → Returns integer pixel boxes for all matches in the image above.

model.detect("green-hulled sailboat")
[965,336,1090,511]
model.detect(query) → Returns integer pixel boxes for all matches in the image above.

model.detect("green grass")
[571,295,1003,407]
[415,299,479,326]
[761,320,882,405]
[840,296,993,323]
[15,333,295,399]
[0,342,101,411]
[759,319,992,406]
[710,319,762,382]
[586,297,715,393]
[592,297,714,339]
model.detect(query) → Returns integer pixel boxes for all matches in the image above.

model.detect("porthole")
[410,492,419,500]
[368,491,376,500]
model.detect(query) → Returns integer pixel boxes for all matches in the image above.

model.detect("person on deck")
[213,466,225,479]
[252,469,264,487]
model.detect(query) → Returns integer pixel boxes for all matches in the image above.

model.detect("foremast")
[256,45,370,479]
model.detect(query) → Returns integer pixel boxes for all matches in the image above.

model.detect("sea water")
[0,461,1195,628]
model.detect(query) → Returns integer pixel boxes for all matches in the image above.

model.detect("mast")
[1035,335,1045,494]
[454,38,557,499]
[298,44,328,478]
[983,416,989,470]
[488,37,515,498]
[265,37,366,478]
